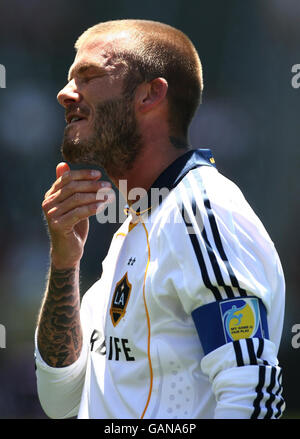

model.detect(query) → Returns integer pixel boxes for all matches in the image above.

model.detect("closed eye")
[68,62,108,83]
[81,75,98,83]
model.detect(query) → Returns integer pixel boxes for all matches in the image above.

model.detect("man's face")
[57,35,143,177]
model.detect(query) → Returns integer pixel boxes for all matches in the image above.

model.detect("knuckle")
[48,217,60,230]
[72,192,82,203]
[47,207,58,218]
[44,186,55,199]
[41,199,47,210]
[73,206,81,219]
[42,198,52,212]
[61,171,70,183]
[55,188,62,198]
[52,179,60,190]
[67,180,76,193]
[42,193,56,210]
[58,183,72,199]
[55,174,68,192]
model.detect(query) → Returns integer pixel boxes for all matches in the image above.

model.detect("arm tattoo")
[37,266,83,368]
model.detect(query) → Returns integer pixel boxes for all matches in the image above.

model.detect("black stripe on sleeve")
[264,366,277,418]
[246,338,258,365]
[233,340,244,367]
[201,226,236,298]
[179,201,223,301]
[203,192,247,297]
[276,368,282,388]
[182,178,235,299]
[192,171,247,297]
[275,369,285,419]
[275,398,285,419]
[251,365,266,419]
[256,338,264,359]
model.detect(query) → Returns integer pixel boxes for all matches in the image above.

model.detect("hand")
[42,162,112,269]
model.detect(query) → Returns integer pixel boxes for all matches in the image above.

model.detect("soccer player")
[35,19,285,419]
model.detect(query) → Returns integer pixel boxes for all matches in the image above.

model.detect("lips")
[66,116,87,126]
[68,117,86,125]
[65,111,89,125]
[70,116,83,123]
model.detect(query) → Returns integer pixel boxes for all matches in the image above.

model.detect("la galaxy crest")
[110,273,132,327]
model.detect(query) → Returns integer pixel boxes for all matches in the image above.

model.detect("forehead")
[68,31,134,79]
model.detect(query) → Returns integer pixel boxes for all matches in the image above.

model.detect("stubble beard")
[61,93,143,179]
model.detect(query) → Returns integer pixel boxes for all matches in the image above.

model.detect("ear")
[135,77,168,114]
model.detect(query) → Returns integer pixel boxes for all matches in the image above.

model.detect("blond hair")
[75,19,203,138]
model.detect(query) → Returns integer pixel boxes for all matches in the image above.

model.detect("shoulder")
[154,165,247,236]
[171,165,273,245]
[176,165,247,213]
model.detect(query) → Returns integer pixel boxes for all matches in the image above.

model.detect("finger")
[52,202,103,232]
[44,163,70,199]
[53,179,111,206]
[43,180,112,216]
[56,162,70,179]
[59,168,102,184]
[47,192,102,218]
[47,169,102,198]
[45,171,105,202]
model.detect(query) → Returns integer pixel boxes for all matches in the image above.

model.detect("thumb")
[56,162,70,179]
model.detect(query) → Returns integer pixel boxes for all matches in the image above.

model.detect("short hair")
[75,19,203,138]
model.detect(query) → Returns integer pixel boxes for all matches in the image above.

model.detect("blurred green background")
[0,0,299,419]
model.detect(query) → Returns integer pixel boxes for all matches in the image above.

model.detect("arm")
[37,162,105,365]
[200,337,285,419]
[35,162,111,417]
[167,167,286,418]
[37,264,82,368]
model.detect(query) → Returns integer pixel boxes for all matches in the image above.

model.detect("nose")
[57,80,81,108]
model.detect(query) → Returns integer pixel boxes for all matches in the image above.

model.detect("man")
[35,19,285,419]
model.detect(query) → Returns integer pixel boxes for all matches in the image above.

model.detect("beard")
[61,92,143,178]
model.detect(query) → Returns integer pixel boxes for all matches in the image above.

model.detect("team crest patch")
[220,298,264,342]
[110,273,132,327]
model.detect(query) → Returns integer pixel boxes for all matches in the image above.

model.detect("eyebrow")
[67,62,107,82]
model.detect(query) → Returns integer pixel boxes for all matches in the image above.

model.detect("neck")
[109,137,188,204]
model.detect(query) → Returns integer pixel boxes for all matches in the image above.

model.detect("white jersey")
[35,149,286,419]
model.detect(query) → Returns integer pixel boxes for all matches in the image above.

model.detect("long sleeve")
[35,292,92,418]
[163,165,286,418]
[201,338,285,418]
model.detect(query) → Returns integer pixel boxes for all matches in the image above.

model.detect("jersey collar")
[125,148,216,218]
[149,148,216,193]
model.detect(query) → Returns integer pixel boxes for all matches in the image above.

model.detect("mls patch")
[192,297,269,355]
[220,297,268,342]
[110,272,132,327]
